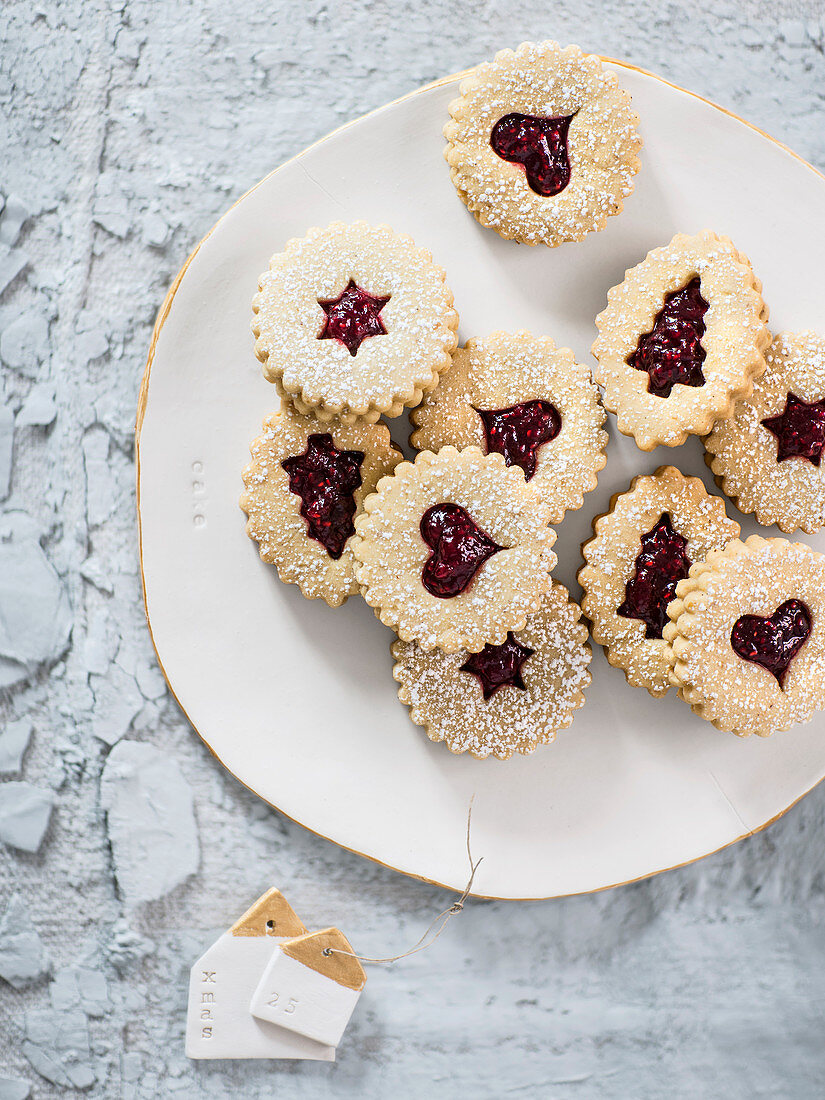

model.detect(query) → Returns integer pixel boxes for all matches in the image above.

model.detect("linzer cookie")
[593,231,770,450]
[444,41,642,246]
[351,446,557,653]
[665,536,825,737]
[392,582,591,759]
[252,221,459,424]
[705,331,825,533]
[578,466,740,697]
[410,331,607,523]
[240,402,402,607]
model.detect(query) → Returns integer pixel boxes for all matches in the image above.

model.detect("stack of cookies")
[241,40,825,757]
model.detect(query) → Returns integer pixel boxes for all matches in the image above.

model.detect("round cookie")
[705,331,825,533]
[392,583,591,760]
[444,41,642,247]
[410,331,607,523]
[252,221,459,425]
[665,536,825,737]
[352,446,557,653]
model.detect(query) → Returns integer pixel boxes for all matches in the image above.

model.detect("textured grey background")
[2,1,825,1097]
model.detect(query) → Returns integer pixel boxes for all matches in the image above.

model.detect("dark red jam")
[420,503,502,599]
[762,393,825,467]
[317,280,390,356]
[628,277,709,399]
[617,513,691,639]
[730,599,812,689]
[282,433,364,559]
[489,112,574,196]
[460,632,535,700]
[476,400,562,481]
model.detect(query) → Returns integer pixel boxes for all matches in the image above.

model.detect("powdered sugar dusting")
[253,221,459,419]
[411,330,607,523]
[666,535,825,736]
[593,231,770,449]
[579,465,740,696]
[240,401,402,606]
[444,41,642,247]
[393,582,591,759]
[352,446,557,653]
[706,330,825,533]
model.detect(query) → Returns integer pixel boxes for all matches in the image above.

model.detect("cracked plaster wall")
[1,1,825,1097]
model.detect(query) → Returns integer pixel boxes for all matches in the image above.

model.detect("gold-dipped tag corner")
[230,888,307,938]
[280,927,366,991]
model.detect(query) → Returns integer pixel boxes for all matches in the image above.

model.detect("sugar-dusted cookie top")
[444,41,642,246]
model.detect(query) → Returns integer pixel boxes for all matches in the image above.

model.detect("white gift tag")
[185,889,335,1061]
[250,927,366,1048]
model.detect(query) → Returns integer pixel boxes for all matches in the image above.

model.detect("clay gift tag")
[186,889,335,1061]
[250,927,367,1048]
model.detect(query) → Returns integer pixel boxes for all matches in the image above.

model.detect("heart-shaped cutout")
[489,112,574,197]
[476,400,561,481]
[420,503,502,599]
[730,599,812,689]
[628,277,709,398]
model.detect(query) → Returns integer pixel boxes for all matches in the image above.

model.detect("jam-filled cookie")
[392,583,591,759]
[410,331,607,523]
[252,221,459,425]
[593,231,770,450]
[352,446,557,653]
[665,536,825,737]
[240,402,403,606]
[705,331,825,533]
[443,41,642,247]
[578,466,740,696]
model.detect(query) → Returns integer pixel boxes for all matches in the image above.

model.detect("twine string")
[323,797,482,966]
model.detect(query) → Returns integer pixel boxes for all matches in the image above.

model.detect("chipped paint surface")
[2,1,825,1096]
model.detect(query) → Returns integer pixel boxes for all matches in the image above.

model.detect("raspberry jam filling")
[731,599,812,689]
[476,400,562,481]
[489,112,574,197]
[282,433,364,560]
[617,513,691,639]
[628,277,709,399]
[460,632,535,701]
[420,503,502,599]
[317,280,390,356]
[762,393,825,467]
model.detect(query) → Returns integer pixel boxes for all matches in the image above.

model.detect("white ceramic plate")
[137,64,825,899]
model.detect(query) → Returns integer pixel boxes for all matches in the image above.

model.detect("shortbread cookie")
[240,402,403,607]
[593,231,770,450]
[578,465,740,696]
[352,446,557,653]
[705,331,825,533]
[252,222,459,425]
[444,41,642,247]
[392,583,591,759]
[410,331,607,523]
[665,536,825,737]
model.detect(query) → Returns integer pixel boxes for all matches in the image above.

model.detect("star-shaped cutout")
[317,280,390,357]
[281,433,364,560]
[460,632,535,701]
[761,392,825,467]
